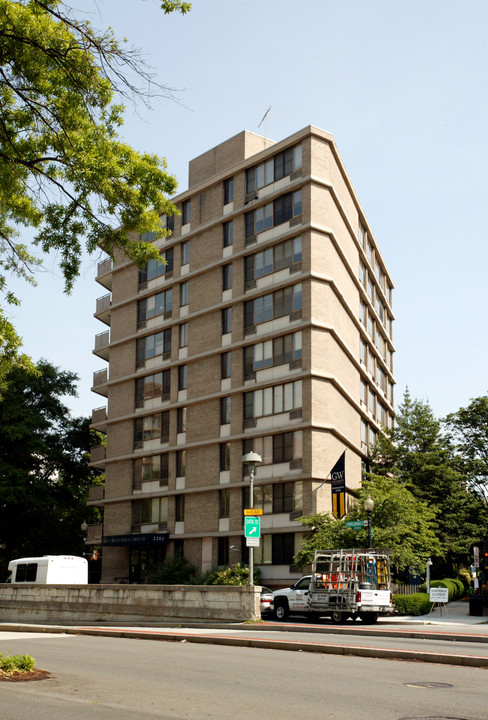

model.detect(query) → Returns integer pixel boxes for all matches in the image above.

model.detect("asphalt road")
[0,632,487,720]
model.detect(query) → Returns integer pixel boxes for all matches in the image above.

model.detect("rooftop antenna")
[258,106,272,142]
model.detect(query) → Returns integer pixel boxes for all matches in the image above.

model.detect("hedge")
[392,592,432,616]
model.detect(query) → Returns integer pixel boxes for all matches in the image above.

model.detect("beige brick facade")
[89,126,395,587]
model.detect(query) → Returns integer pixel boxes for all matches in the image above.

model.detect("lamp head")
[364,496,374,513]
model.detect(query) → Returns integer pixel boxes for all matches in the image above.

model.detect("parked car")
[260,586,273,616]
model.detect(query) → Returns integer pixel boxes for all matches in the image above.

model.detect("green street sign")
[244,516,261,539]
[346,520,368,529]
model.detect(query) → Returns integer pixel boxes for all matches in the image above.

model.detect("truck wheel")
[274,600,289,621]
[360,612,378,624]
[330,610,344,624]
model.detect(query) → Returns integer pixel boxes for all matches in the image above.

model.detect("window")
[223,220,233,247]
[244,431,302,465]
[135,370,170,407]
[176,450,186,477]
[272,533,295,565]
[246,144,302,193]
[244,332,301,376]
[220,396,231,424]
[137,289,172,327]
[177,407,187,434]
[134,455,160,484]
[244,237,302,283]
[273,481,303,513]
[272,432,301,464]
[136,329,171,368]
[222,263,233,290]
[218,537,229,566]
[178,364,188,390]
[138,248,174,286]
[223,177,234,205]
[219,488,230,518]
[132,497,168,527]
[244,283,302,329]
[220,442,230,471]
[180,281,189,307]
[245,190,302,237]
[243,484,272,513]
[14,563,38,582]
[360,379,368,406]
[360,302,367,325]
[181,241,190,266]
[140,214,174,238]
[222,307,232,335]
[221,351,231,379]
[182,199,191,225]
[160,453,169,481]
[243,380,302,421]
[359,263,366,285]
[179,323,188,348]
[359,224,366,248]
[360,339,367,366]
[134,411,170,446]
[175,494,185,522]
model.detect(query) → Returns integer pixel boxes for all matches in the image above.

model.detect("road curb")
[1,623,487,667]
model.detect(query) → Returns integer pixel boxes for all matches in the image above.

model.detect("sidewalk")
[386,598,488,628]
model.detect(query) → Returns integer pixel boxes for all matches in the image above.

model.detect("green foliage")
[0,0,189,379]
[371,389,488,575]
[0,653,35,674]
[144,556,198,585]
[295,472,440,573]
[392,593,432,616]
[0,359,102,577]
[445,395,488,509]
[203,563,261,586]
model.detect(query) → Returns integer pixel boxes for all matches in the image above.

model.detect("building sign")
[330,451,346,519]
[102,533,169,547]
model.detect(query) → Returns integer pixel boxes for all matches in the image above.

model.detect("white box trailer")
[7,555,88,584]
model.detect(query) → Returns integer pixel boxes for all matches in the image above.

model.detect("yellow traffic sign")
[244,508,263,516]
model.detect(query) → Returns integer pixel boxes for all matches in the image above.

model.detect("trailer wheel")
[274,600,289,621]
[360,612,378,624]
[330,610,345,624]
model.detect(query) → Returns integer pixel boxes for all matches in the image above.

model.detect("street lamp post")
[241,451,262,587]
[364,496,374,549]
[80,520,88,557]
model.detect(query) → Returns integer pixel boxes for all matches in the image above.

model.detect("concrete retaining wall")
[0,584,261,624]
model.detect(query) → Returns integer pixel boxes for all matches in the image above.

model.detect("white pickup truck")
[271,548,393,624]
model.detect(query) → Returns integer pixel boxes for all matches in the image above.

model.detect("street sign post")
[246,537,260,548]
[345,520,368,529]
[244,516,260,538]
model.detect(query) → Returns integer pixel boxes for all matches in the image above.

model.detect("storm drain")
[399,717,470,720]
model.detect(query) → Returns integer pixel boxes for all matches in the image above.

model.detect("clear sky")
[8,0,488,419]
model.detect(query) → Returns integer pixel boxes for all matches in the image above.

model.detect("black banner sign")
[330,451,346,519]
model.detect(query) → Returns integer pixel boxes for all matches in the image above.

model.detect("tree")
[0,359,102,577]
[370,389,488,575]
[295,473,440,578]
[445,395,488,509]
[0,0,190,375]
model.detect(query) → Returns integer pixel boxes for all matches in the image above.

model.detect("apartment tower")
[88,126,395,586]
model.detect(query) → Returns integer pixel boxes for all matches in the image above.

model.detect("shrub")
[0,653,35,674]
[392,592,432,616]
[203,563,261,586]
[144,557,198,585]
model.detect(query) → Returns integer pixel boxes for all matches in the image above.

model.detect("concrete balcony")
[90,445,106,467]
[86,523,103,544]
[91,406,107,432]
[88,485,105,503]
[94,293,111,326]
[91,368,108,397]
[96,257,113,290]
[93,330,109,360]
